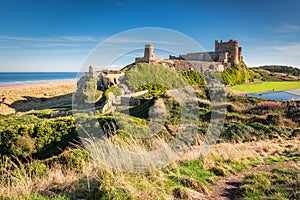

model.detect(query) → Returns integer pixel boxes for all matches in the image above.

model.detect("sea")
[0,72,79,84]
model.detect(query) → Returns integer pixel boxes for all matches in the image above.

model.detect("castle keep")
[214,39,243,65]
[171,39,243,66]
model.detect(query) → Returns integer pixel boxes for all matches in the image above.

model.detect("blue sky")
[0,0,300,72]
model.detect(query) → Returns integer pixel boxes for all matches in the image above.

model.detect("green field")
[230,81,300,93]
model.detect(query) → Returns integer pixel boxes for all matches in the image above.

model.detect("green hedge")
[0,115,78,160]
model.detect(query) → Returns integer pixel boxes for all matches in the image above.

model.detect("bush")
[221,122,258,142]
[137,83,166,97]
[0,115,78,160]
[221,62,256,85]
[44,149,89,170]
[266,114,281,126]
[103,85,121,103]
[181,70,206,87]
[27,161,48,178]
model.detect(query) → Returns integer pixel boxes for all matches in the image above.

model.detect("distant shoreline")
[0,79,77,90]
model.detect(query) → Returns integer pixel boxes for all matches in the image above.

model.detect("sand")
[0,79,77,115]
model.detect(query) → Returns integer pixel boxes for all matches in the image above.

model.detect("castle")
[98,39,243,89]
[169,39,243,66]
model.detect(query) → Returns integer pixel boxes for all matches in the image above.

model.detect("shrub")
[15,135,35,158]
[27,161,48,178]
[221,62,256,85]
[181,70,206,87]
[44,149,89,170]
[103,85,121,103]
[137,83,166,97]
[266,114,281,125]
[0,115,77,160]
[221,122,258,142]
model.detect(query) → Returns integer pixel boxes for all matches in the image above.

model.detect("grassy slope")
[2,64,300,199]
[230,81,300,93]
[1,90,299,199]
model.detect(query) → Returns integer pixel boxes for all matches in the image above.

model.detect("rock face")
[73,66,98,106]
[148,98,166,119]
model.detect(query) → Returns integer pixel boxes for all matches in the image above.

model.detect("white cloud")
[0,35,102,52]
[273,43,300,56]
[0,35,101,42]
[104,36,180,45]
[271,24,300,34]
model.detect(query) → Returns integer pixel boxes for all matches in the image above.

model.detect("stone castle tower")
[135,44,156,63]
[215,40,242,65]
[144,44,154,62]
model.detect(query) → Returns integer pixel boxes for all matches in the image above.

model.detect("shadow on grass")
[222,181,241,200]
[6,93,73,112]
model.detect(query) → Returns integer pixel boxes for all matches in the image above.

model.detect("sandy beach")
[0,79,77,115]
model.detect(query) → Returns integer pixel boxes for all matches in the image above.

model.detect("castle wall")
[173,60,224,72]
[178,52,214,62]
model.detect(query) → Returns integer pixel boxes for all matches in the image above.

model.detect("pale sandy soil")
[0,80,77,115]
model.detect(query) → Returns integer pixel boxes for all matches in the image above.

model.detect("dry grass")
[0,158,97,199]
[177,138,299,170]
[1,137,298,199]
[95,165,167,199]
[255,101,285,110]
[226,102,251,113]
[203,138,299,169]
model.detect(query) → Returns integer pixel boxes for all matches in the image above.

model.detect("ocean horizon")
[0,72,81,84]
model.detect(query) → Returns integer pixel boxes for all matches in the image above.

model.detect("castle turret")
[238,47,243,62]
[144,44,154,62]
[232,40,239,65]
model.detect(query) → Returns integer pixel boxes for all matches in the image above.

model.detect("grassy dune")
[230,81,300,93]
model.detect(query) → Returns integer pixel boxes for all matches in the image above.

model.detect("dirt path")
[206,161,299,200]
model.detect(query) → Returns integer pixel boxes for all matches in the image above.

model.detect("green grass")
[230,81,300,93]
[240,166,299,200]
